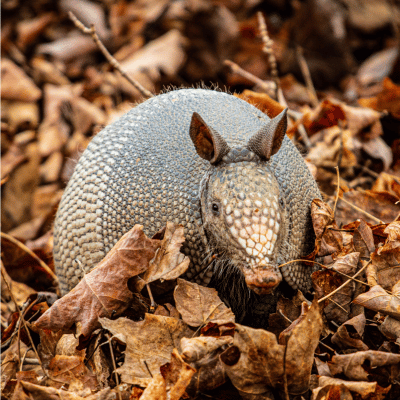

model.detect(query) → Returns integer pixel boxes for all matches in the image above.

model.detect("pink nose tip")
[243,266,282,295]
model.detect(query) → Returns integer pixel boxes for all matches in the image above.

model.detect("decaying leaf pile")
[1,0,400,399]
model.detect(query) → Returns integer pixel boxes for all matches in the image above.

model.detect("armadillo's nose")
[242,264,282,295]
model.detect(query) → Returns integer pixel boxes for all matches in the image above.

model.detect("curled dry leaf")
[306,125,358,169]
[174,279,235,328]
[312,376,378,400]
[181,336,233,363]
[353,284,400,319]
[279,301,311,345]
[372,172,400,199]
[1,58,42,102]
[139,374,166,400]
[137,223,190,290]
[379,315,400,340]
[371,221,400,290]
[352,219,375,259]
[268,291,307,338]
[47,355,99,390]
[34,225,160,337]
[221,299,322,396]
[180,335,230,394]
[99,314,193,386]
[331,313,368,351]
[13,380,114,400]
[308,199,343,259]
[329,350,400,381]
[359,77,400,119]
[161,348,196,400]
[314,358,332,377]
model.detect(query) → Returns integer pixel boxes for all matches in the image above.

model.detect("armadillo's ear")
[189,112,230,164]
[247,108,288,161]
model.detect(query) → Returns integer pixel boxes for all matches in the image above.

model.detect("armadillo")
[54,88,321,313]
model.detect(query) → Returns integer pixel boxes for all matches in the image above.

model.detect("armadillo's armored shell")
[54,89,321,295]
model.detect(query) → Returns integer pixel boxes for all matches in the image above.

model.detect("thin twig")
[69,12,153,99]
[296,46,319,107]
[278,258,368,287]
[317,260,371,304]
[224,60,276,97]
[333,166,340,218]
[257,12,279,99]
[337,196,384,224]
[1,268,49,379]
[1,232,58,286]
[297,123,312,150]
[105,334,123,400]
[337,120,344,170]
[146,284,157,311]
[327,297,348,314]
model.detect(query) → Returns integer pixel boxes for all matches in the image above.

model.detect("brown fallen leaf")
[139,374,167,400]
[181,336,233,363]
[331,313,369,351]
[1,58,42,102]
[114,29,187,97]
[372,172,400,199]
[99,314,193,386]
[379,315,400,341]
[360,77,400,119]
[161,348,196,400]
[235,90,285,118]
[35,225,160,337]
[174,279,235,328]
[221,299,322,396]
[338,190,399,225]
[371,221,400,290]
[313,253,359,324]
[268,291,306,338]
[353,284,400,319]
[308,199,343,259]
[12,380,114,399]
[137,224,190,289]
[352,219,375,259]
[313,376,378,399]
[329,350,400,381]
[180,335,230,395]
[47,355,99,390]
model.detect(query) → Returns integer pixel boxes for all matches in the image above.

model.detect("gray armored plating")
[54,88,321,311]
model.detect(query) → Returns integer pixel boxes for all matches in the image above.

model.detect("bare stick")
[337,196,384,224]
[257,12,279,99]
[224,60,276,97]
[297,123,312,150]
[105,334,123,400]
[69,12,153,99]
[296,46,319,108]
[333,166,340,218]
[146,284,157,311]
[317,260,371,304]
[1,232,58,287]
[278,258,368,287]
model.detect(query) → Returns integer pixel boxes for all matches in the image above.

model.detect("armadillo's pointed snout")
[242,264,282,295]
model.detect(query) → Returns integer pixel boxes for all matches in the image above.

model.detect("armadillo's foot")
[242,264,282,295]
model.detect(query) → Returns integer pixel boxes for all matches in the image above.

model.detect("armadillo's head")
[189,109,289,295]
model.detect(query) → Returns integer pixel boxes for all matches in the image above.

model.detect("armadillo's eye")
[279,198,284,207]
[211,203,219,215]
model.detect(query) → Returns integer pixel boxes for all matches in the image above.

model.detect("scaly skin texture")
[54,89,321,312]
